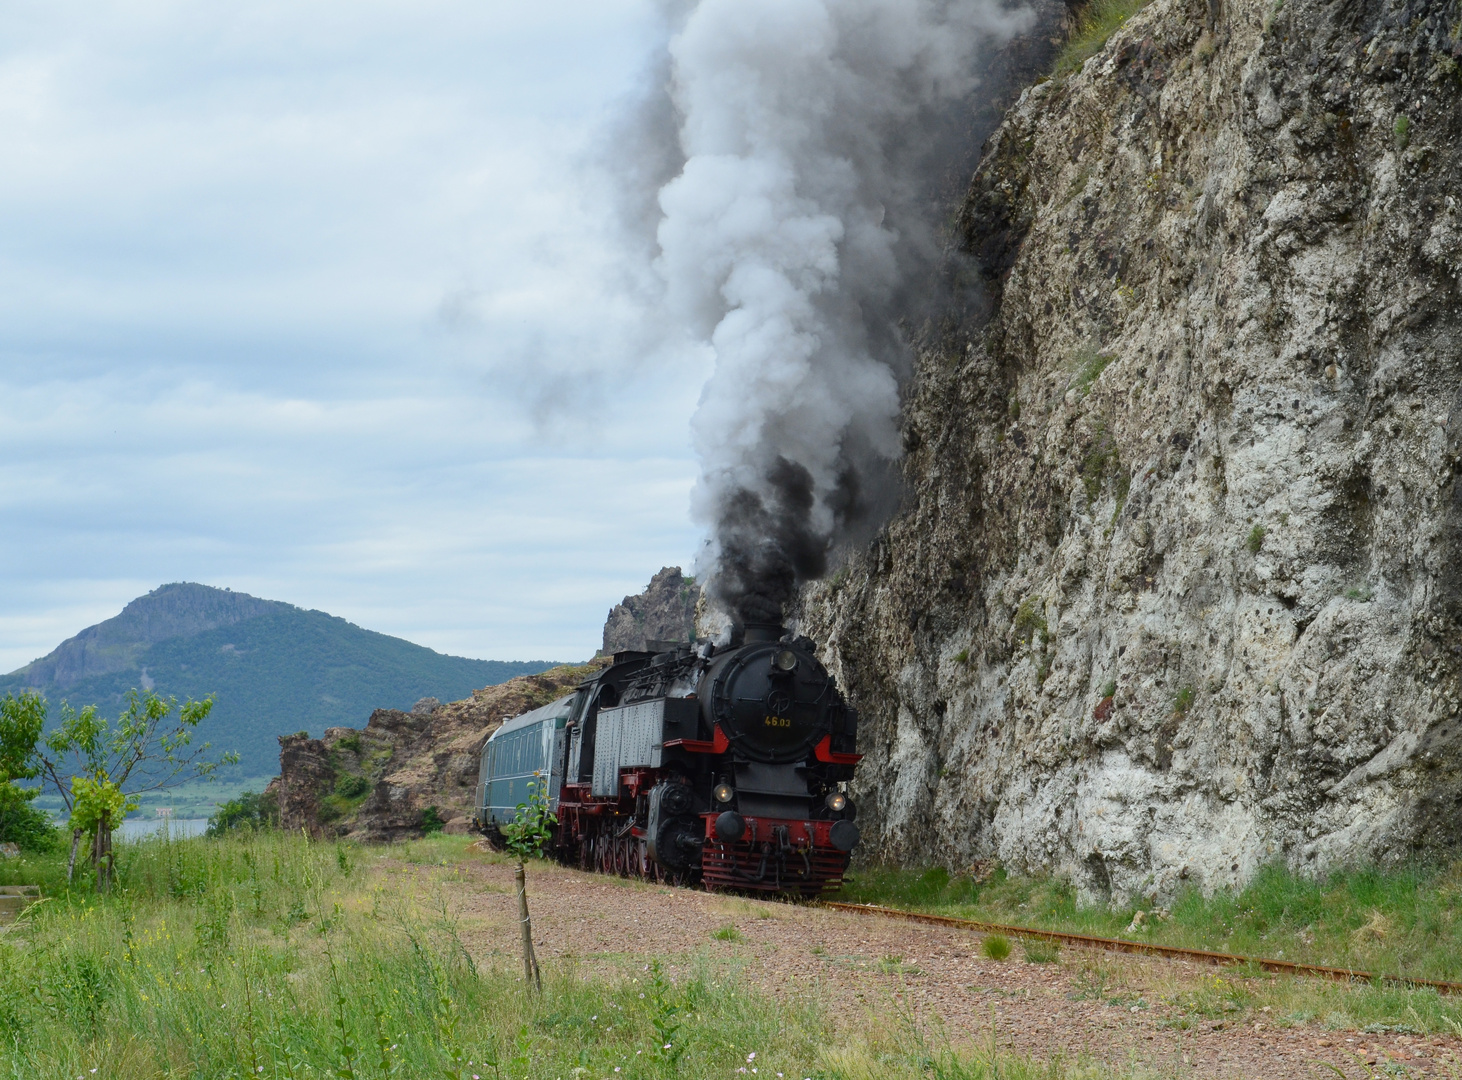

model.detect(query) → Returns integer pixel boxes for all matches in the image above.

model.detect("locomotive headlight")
[825,791,848,813]
[772,648,798,673]
[713,782,735,803]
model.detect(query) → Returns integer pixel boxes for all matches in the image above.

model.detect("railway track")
[819,900,1462,996]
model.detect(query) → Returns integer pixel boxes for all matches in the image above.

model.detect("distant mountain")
[2,583,562,778]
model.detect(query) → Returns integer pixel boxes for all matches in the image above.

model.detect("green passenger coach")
[474,694,576,829]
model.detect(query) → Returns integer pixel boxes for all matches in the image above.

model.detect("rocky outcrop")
[801,0,1462,901]
[270,662,605,839]
[602,567,701,653]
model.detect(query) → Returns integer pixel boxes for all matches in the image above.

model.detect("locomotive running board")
[663,724,729,754]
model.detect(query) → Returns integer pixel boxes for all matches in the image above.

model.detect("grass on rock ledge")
[840,862,1462,1034]
[1051,0,1153,76]
[0,832,1135,1080]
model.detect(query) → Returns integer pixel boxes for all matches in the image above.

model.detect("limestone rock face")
[602,567,701,653]
[800,0,1462,902]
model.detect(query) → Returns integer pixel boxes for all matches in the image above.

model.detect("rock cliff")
[800,0,1462,901]
[270,662,604,839]
[602,567,701,653]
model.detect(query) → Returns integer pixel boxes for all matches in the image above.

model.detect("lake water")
[115,818,210,841]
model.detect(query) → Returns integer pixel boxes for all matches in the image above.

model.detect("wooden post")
[514,861,541,992]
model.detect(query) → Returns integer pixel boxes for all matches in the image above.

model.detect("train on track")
[471,624,862,895]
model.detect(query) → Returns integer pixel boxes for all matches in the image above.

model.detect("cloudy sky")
[0,0,706,670]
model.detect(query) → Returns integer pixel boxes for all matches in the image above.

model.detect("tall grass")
[841,862,1462,1030]
[0,832,1138,1079]
[1052,0,1152,76]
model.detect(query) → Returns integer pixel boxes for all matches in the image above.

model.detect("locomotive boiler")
[471,624,861,895]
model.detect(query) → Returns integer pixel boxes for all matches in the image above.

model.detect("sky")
[0,0,707,670]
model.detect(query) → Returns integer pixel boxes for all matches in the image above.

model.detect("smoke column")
[650,0,1032,627]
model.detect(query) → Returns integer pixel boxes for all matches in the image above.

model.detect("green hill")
[2,583,562,780]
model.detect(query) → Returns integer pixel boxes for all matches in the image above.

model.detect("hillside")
[3,583,561,779]
[800,0,1462,900]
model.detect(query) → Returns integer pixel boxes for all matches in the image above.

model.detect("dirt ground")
[441,857,1462,1079]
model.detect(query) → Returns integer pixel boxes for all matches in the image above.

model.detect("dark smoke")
[638,0,1035,627]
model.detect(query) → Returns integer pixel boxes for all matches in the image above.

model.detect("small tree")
[0,692,57,852]
[18,689,237,890]
[206,789,280,836]
[500,772,557,992]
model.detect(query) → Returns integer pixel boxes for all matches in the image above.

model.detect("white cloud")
[0,0,704,671]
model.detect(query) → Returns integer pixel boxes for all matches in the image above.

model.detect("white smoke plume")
[649,0,1033,627]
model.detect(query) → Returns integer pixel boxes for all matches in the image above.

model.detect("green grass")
[711,923,743,942]
[1024,940,1062,964]
[982,934,1013,961]
[1069,348,1115,397]
[840,862,1462,1030]
[0,833,1140,1080]
[1053,0,1152,76]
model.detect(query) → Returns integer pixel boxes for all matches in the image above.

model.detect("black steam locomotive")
[471,624,861,895]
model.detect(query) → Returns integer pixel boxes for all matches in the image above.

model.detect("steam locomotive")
[471,624,862,895]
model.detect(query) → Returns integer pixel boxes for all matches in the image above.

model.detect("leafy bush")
[0,785,60,852]
[333,773,371,799]
[501,774,557,859]
[420,805,446,834]
[206,789,279,836]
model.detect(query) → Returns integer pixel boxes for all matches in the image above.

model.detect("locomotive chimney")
[741,622,785,643]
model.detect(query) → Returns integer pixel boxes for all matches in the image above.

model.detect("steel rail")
[818,900,1462,996]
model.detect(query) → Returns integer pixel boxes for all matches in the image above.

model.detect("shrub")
[1174,686,1195,716]
[206,789,279,836]
[1247,523,1267,554]
[1024,939,1062,964]
[982,934,1012,961]
[420,805,446,834]
[334,773,371,799]
[1013,598,1048,645]
[1394,114,1411,149]
[0,783,60,852]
